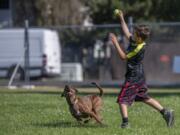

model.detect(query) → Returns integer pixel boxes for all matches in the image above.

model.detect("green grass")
[0,87,180,135]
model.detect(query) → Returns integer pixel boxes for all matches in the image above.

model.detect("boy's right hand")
[114,9,123,18]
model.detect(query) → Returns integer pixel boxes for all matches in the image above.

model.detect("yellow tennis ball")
[114,9,122,16]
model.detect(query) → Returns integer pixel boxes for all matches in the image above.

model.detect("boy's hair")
[134,25,150,40]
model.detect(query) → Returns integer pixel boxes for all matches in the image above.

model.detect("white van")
[0,28,61,80]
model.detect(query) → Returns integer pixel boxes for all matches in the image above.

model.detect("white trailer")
[0,28,61,80]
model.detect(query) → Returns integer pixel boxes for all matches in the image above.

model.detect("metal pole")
[128,16,133,33]
[24,20,30,84]
[8,62,21,87]
[9,0,13,27]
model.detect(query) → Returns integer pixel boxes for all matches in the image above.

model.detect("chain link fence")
[0,22,180,86]
[56,23,180,85]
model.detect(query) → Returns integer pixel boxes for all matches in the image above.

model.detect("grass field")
[0,87,180,135]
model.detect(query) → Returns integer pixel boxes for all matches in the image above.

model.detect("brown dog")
[61,82,103,124]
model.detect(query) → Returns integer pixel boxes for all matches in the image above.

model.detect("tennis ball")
[114,9,122,16]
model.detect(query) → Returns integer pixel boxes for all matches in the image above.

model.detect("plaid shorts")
[117,81,150,106]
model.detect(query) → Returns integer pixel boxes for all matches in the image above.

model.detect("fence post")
[24,20,30,85]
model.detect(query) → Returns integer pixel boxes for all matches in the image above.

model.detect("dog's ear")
[74,88,79,93]
[61,87,65,97]
[64,85,69,89]
[61,85,69,97]
[61,92,65,97]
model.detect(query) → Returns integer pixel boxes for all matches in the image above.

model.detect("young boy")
[110,10,174,128]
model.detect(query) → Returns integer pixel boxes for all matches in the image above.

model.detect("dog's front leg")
[87,111,102,124]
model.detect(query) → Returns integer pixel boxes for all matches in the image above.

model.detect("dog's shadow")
[33,120,107,128]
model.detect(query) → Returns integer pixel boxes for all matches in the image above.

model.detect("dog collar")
[74,98,78,104]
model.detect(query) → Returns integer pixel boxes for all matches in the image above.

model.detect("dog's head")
[61,85,78,98]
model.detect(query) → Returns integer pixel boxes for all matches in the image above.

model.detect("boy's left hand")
[109,33,118,45]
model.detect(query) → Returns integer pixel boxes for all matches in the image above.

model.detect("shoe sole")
[120,123,130,128]
[167,110,174,127]
[121,125,130,129]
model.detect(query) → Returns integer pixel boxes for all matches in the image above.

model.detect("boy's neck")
[136,40,145,44]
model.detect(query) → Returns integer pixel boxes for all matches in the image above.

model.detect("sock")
[122,117,128,123]
[160,108,166,115]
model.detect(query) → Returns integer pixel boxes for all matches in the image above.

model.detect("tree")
[85,0,180,24]
[84,0,120,24]
[13,0,86,26]
[150,0,180,22]
[12,0,38,26]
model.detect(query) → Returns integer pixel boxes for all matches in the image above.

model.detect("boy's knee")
[143,98,152,103]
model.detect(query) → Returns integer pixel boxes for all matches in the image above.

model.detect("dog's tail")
[91,82,103,97]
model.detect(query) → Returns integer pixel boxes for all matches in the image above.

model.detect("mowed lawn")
[0,87,180,135]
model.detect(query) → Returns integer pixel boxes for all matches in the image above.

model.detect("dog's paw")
[78,117,91,124]
[101,123,108,127]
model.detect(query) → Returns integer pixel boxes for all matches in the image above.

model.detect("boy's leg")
[120,103,128,117]
[143,98,174,127]
[143,97,163,111]
[119,103,129,128]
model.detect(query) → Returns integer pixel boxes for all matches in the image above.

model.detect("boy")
[110,10,174,128]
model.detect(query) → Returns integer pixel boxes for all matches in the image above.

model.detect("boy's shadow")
[33,120,107,128]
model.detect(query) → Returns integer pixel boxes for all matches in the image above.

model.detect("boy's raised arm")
[117,11,132,39]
